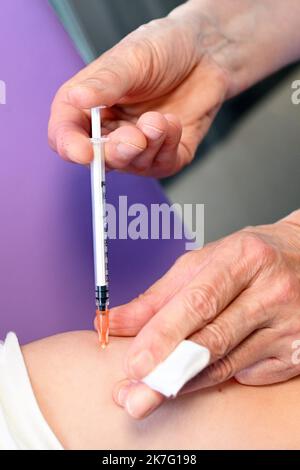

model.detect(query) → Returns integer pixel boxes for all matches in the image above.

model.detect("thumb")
[66,48,138,109]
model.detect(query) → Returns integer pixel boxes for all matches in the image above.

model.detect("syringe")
[90,106,109,348]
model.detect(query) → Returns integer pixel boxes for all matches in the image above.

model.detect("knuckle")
[183,284,217,324]
[273,274,300,305]
[207,357,234,384]
[200,322,231,359]
[151,318,181,351]
[248,297,270,326]
[238,231,276,267]
[136,291,156,316]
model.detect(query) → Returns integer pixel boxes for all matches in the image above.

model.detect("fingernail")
[141,124,164,141]
[118,385,131,407]
[117,142,144,160]
[129,350,155,379]
[125,387,159,419]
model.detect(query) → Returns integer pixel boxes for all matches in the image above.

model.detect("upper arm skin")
[22,332,135,449]
[22,331,300,450]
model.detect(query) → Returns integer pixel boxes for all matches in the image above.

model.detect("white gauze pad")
[142,340,210,398]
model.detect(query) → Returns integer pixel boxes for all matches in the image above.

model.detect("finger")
[129,112,169,173]
[113,330,274,419]
[235,357,299,386]
[48,100,92,164]
[104,125,147,169]
[112,379,132,408]
[108,246,213,336]
[176,104,220,170]
[49,44,144,163]
[114,380,164,420]
[146,64,225,177]
[65,49,139,109]
[189,289,270,364]
[125,234,261,380]
[114,315,270,419]
[148,114,183,178]
[182,328,273,392]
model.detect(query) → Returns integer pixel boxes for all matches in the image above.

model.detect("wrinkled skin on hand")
[48,16,229,177]
[106,211,300,418]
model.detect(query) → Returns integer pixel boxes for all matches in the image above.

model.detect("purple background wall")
[0,0,185,343]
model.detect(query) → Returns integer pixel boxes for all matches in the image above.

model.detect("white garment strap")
[142,340,210,398]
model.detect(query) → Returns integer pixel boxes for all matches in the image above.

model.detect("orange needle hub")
[96,308,109,348]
